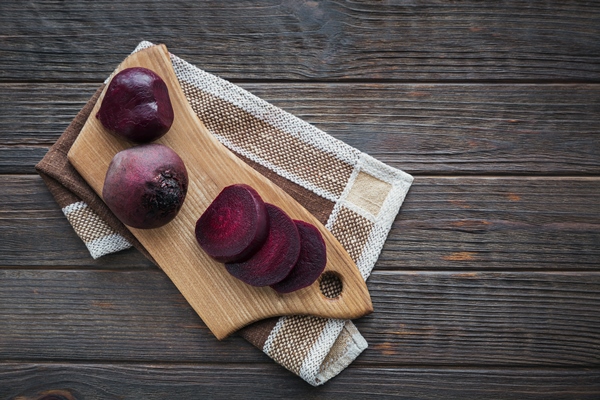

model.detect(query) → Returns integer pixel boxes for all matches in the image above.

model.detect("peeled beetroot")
[96,67,174,143]
[270,220,327,294]
[102,143,188,229]
[225,204,301,287]
[195,184,269,263]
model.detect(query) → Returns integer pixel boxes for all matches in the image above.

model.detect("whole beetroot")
[97,67,174,143]
[103,143,188,229]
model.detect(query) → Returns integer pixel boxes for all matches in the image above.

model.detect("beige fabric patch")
[329,207,374,263]
[320,322,357,374]
[346,171,392,217]
[62,201,132,259]
[267,316,329,375]
[315,321,368,384]
[63,203,115,243]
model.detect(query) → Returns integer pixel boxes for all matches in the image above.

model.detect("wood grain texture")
[0,175,154,268]
[1,269,598,366]
[0,147,47,174]
[357,271,600,366]
[2,82,599,175]
[1,0,599,394]
[382,177,600,271]
[0,84,99,145]
[2,364,599,400]
[0,1,599,82]
[0,269,260,363]
[3,175,598,271]
[67,45,372,339]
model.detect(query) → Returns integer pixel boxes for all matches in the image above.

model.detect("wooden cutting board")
[68,44,373,340]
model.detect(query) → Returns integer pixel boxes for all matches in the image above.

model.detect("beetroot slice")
[195,184,269,263]
[225,204,301,287]
[271,220,327,293]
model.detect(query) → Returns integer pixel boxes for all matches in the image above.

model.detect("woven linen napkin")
[35,41,413,386]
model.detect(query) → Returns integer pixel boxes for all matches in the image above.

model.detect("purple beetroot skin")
[96,67,174,143]
[195,184,269,263]
[102,143,188,229]
[225,204,301,287]
[270,220,327,294]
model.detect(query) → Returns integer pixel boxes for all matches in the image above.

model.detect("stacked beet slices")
[195,184,327,293]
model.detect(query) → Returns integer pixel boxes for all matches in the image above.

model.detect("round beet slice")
[195,184,269,263]
[271,220,327,294]
[225,204,301,287]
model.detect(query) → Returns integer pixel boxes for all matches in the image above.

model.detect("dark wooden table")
[1,1,599,398]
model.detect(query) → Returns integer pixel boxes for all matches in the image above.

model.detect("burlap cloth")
[35,41,413,386]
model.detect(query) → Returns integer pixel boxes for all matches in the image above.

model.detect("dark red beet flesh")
[225,204,301,287]
[96,67,174,143]
[102,143,188,229]
[195,184,269,263]
[270,220,327,294]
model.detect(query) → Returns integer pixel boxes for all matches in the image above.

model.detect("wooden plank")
[1,364,599,399]
[381,177,600,271]
[0,84,98,145]
[1,82,599,175]
[1,269,598,366]
[356,271,600,366]
[0,147,47,174]
[0,175,154,268]
[2,175,598,271]
[0,269,263,363]
[0,1,598,82]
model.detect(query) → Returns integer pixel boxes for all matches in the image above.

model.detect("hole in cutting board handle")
[319,271,343,299]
